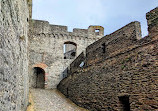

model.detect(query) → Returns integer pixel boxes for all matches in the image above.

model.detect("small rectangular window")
[95,29,100,35]
[95,29,100,32]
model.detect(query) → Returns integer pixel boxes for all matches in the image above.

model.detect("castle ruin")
[0,0,158,111]
[29,20,104,89]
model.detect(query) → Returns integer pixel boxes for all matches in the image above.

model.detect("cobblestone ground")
[31,89,88,111]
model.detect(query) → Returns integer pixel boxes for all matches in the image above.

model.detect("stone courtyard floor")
[30,88,88,111]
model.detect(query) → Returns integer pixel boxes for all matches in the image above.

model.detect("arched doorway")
[33,67,45,88]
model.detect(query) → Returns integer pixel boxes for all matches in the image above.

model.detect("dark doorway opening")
[33,67,45,89]
[119,95,130,111]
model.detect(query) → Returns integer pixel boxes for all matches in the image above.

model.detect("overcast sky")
[33,0,158,37]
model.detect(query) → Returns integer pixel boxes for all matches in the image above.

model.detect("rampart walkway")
[30,89,88,111]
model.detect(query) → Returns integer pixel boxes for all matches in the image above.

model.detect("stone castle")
[0,0,158,111]
[29,20,104,89]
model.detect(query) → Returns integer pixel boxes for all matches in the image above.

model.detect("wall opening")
[62,68,68,78]
[64,41,77,59]
[79,61,85,68]
[95,29,100,35]
[88,26,104,37]
[119,95,130,111]
[33,67,45,89]
[102,43,106,53]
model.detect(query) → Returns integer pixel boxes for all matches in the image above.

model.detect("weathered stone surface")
[0,1,157,111]
[146,7,158,37]
[28,19,104,89]
[0,0,29,111]
[31,88,88,111]
[58,7,158,111]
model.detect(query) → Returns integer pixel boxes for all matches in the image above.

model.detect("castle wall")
[28,20,103,89]
[146,7,158,38]
[57,7,158,111]
[69,52,85,75]
[0,0,29,111]
[85,21,142,66]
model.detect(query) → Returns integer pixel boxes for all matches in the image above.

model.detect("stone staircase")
[29,89,88,111]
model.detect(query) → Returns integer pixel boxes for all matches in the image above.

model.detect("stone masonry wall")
[58,7,158,111]
[0,0,29,111]
[85,21,142,66]
[28,19,104,89]
[146,7,158,38]
[69,52,85,75]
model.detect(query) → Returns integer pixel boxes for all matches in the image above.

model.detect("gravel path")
[31,89,88,111]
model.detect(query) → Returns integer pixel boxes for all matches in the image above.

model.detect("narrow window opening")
[66,88,69,98]
[119,95,130,111]
[102,43,106,53]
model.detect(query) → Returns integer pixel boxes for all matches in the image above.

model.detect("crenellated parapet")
[146,7,158,38]
[31,32,99,42]
[30,19,104,39]
[88,25,104,38]
[57,7,158,111]
[28,19,103,89]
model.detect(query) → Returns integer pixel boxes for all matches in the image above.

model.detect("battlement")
[86,21,142,56]
[146,7,158,23]
[1,0,158,110]
[30,19,104,38]
[29,19,104,90]
[58,7,158,111]
[88,25,104,38]
[146,7,158,37]
[50,24,68,33]
[58,7,158,79]
[73,28,88,35]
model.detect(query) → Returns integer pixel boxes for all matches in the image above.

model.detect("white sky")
[33,0,158,36]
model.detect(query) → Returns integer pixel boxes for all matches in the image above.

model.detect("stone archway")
[33,67,45,88]
[63,41,77,59]
[32,63,48,89]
